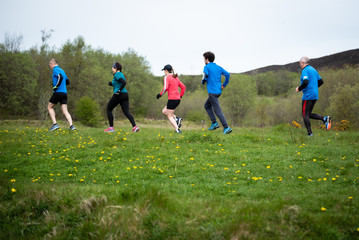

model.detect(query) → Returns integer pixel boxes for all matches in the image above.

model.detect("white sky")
[1,0,358,76]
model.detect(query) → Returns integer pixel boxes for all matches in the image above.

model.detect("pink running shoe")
[104,127,115,132]
[132,126,140,133]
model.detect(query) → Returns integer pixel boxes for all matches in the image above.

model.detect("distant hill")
[242,49,359,75]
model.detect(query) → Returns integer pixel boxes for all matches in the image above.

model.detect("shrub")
[75,96,102,127]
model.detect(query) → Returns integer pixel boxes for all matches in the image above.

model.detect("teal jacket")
[112,72,127,94]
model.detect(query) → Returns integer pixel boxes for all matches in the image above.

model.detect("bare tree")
[3,32,23,53]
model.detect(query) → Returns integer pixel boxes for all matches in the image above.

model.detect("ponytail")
[113,62,122,72]
[172,69,178,78]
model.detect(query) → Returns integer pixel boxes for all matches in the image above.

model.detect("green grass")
[0,120,359,239]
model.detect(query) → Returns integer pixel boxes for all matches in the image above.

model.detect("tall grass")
[0,120,358,239]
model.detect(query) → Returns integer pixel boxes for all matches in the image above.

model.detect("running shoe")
[176,117,183,129]
[104,127,115,133]
[132,126,140,133]
[69,125,76,131]
[307,133,313,137]
[49,123,60,131]
[324,116,331,130]
[209,122,220,130]
[223,126,232,134]
[175,129,182,133]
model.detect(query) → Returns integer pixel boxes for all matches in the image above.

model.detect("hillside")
[242,48,359,75]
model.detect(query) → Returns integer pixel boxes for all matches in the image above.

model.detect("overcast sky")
[1,0,358,76]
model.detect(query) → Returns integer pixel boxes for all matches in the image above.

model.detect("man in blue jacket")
[296,56,331,136]
[202,51,232,134]
[48,59,76,131]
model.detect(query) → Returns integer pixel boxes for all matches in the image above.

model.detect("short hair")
[49,58,58,64]
[203,51,215,62]
[300,56,310,64]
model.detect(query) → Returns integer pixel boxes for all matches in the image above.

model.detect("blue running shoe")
[209,122,220,130]
[49,123,60,131]
[176,117,183,129]
[69,125,77,131]
[175,129,182,133]
[223,126,232,134]
[307,133,313,137]
[324,116,331,130]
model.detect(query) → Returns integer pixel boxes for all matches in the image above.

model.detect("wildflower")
[348,196,353,200]
[266,166,270,169]
[11,188,16,193]
[10,179,15,183]
[4,170,8,172]
[321,207,327,211]
[68,174,73,177]
[80,179,84,182]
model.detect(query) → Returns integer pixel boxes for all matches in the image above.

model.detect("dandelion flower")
[10,179,15,183]
[11,188,16,193]
[266,166,270,169]
[321,207,327,211]
[349,196,353,200]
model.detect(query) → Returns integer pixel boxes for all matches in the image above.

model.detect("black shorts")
[49,93,68,105]
[167,100,180,110]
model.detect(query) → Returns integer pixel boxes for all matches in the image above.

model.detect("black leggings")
[107,93,136,127]
[302,100,324,135]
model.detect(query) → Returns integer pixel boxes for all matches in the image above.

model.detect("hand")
[156,93,161,99]
[108,81,113,86]
[221,85,225,90]
[201,79,207,85]
[296,87,299,92]
[53,86,58,91]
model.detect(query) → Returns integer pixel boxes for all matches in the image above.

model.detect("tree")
[222,74,257,125]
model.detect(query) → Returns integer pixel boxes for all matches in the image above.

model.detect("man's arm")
[202,66,209,85]
[318,79,323,88]
[298,79,309,91]
[222,68,230,87]
[53,73,63,91]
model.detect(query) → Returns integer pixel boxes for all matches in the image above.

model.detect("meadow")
[0,120,358,240]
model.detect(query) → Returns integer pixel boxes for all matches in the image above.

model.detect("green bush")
[75,96,102,127]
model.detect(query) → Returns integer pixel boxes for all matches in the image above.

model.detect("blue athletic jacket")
[52,66,68,93]
[202,62,230,94]
[300,65,321,100]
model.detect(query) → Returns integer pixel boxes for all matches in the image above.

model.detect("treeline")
[1,34,358,128]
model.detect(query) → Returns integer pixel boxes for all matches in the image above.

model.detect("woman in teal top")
[104,62,139,133]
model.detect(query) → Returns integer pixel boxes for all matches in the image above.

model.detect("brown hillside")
[242,48,359,75]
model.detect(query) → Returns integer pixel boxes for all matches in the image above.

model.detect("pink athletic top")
[159,74,186,100]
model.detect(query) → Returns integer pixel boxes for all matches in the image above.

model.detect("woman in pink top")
[157,64,186,133]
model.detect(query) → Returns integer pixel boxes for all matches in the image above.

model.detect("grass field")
[0,120,358,239]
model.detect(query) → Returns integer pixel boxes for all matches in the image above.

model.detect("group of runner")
[47,52,331,136]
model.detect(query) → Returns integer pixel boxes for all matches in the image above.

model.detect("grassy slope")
[0,120,358,239]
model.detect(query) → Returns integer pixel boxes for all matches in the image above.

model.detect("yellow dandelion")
[10,179,15,183]
[321,207,327,211]
[4,169,8,172]
[266,166,270,169]
[348,196,353,200]
[11,188,16,193]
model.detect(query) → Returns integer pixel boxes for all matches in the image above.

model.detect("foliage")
[0,121,359,239]
[1,34,359,129]
[222,74,257,125]
[253,70,298,96]
[75,96,102,127]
